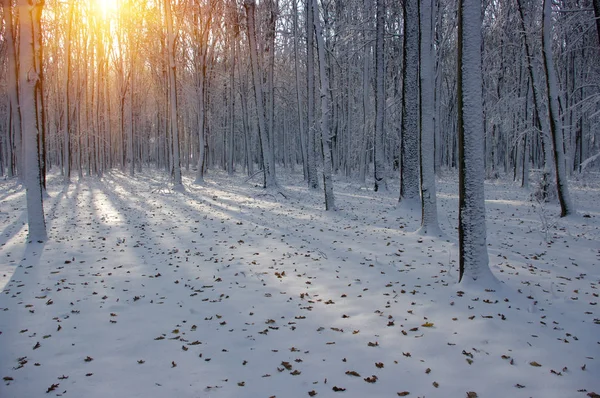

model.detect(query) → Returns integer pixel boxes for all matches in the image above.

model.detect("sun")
[94,0,118,18]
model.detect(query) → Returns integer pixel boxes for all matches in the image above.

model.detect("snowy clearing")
[1,170,599,398]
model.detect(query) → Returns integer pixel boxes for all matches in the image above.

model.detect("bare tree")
[400,0,421,210]
[374,0,387,191]
[457,0,495,285]
[418,0,442,236]
[313,0,335,210]
[542,0,574,217]
[244,0,278,188]
[18,0,47,242]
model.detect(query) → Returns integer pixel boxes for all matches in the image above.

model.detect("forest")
[1,0,599,397]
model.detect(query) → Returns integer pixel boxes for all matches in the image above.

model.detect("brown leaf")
[332,386,346,392]
[345,370,360,377]
[529,361,542,367]
[375,362,384,369]
[467,392,478,398]
[46,383,59,393]
[308,391,317,397]
[397,393,410,397]
[281,361,293,370]
[364,375,378,383]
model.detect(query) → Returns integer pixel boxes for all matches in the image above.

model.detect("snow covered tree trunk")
[594,0,600,50]
[306,0,319,190]
[18,0,47,242]
[313,0,335,210]
[165,0,183,190]
[293,0,308,181]
[244,0,278,188]
[192,0,210,185]
[32,1,46,189]
[63,0,74,183]
[542,0,574,217]
[374,0,387,192]
[128,15,135,178]
[457,0,494,284]
[418,0,441,236]
[2,0,22,179]
[400,0,421,210]
[516,0,554,196]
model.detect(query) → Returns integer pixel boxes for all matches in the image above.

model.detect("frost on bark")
[19,0,47,242]
[2,0,22,179]
[516,0,554,200]
[399,0,420,210]
[542,0,574,217]
[165,0,183,190]
[306,0,319,190]
[313,0,335,210]
[244,0,278,189]
[63,0,75,183]
[457,0,495,285]
[417,0,441,236]
[373,0,387,192]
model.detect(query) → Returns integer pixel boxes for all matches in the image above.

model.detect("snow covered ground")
[1,169,598,398]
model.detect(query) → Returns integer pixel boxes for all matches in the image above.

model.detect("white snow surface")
[1,170,599,398]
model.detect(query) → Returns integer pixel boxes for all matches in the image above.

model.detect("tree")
[457,0,495,284]
[373,0,387,192]
[417,0,442,236]
[400,0,420,210]
[18,0,47,242]
[244,0,278,188]
[312,0,335,210]
[306,0,319,189]
[541,0,574,217]
[164,0,183,190]
[2,0,22,179]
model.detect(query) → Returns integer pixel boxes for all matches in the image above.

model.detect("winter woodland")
[0,0,599,397]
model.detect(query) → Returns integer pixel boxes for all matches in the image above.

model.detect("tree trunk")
[374,0,387,191]
[165,0,183,190]
[400,0,421,210]
[542,0,574,217]
[418,0,441,236]
[306,0,318,189]
[313,0,335,210]
[457,0,495,285]
[244,0,277,188]
[2,0,22,179]
[19,0,47,242]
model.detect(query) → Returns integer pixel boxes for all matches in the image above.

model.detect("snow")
[1,170,599,398]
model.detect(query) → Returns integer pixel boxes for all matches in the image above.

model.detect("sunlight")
[94,0,118,18]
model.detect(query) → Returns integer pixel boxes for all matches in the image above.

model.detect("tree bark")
[165,0,183,190]
[418,0,441,236]
[2,0,22,179]
[457,0,494,285]
[542,0,574,217]
[19,0,47,242]
[400,0,421,210]
[306,0,319,189]
[244,0,278,188]
[374,0,387,192]
[313,0,335,210]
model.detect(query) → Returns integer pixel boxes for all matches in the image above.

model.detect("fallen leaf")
[46,383,59,393]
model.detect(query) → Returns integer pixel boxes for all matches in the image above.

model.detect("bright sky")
[95,0,119,18]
